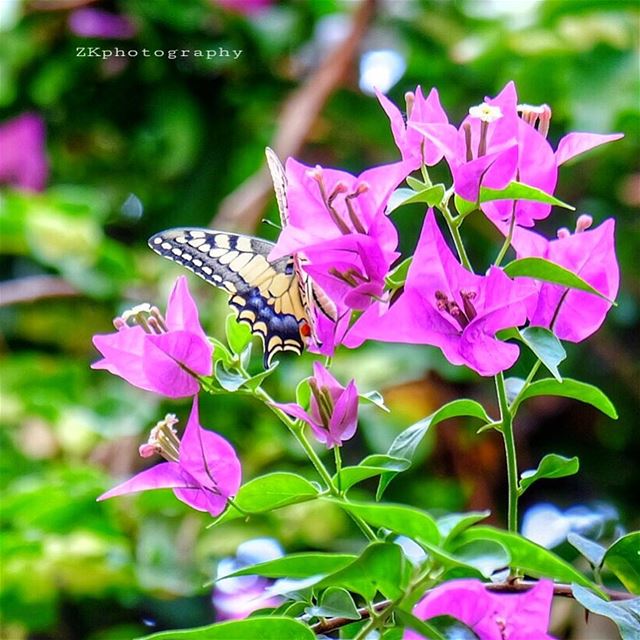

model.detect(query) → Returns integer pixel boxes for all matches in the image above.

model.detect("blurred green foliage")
[1,0,638,637]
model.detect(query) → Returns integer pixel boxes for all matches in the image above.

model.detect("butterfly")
[148,148,335,368]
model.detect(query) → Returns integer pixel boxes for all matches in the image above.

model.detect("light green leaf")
[378,400,491,499]
[316,542,408,601]
[330,500,440,546]
[456,527,600,592]
[360,390,389,412]
[385,256,412,289]
[603,533,640,594]
[244,362,279,391]
[568,533,606,568]
[214,362,246,392]
[503,257,612,301]
[226,313,253,355]
[454,194,477,217]
[511,378,618,418]
[519,454,580,494]
[210,337,234,369]
[480,181,575,209]
[406,176,428,191]
[216,553,356,581]
[518,327,566,382]
[211,473,319,527]
[394,609,449,640]
[137,616,315,640]
[388,184,445,212]
[334,456,410,492]
[450,539,510,578]
[572,585,640,640]
[437,511,491,545]
[306,587,361,620]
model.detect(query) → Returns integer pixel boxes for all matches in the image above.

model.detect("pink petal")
[165,276,209,343]
[97,461,187,501]
[328,379,359,446]
[555,132,623,166]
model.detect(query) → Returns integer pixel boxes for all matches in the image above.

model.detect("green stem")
[510,359,542,413]
[494,210,516,267]
[334,446,343,494]
[495,372,519,534]
[440,202,473,272]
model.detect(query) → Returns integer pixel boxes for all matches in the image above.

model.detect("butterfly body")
[148,228,308,366]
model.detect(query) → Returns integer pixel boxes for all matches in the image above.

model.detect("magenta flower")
[98,399,241,517]
[274,362,358,448]
[376,86,449,171]
[0,113,48,192]
[92,276,213,398]
[405,579,556,640]
[213,538,283,621]
[268,158,408,262]
[68,9,137,39]
[346,210,535,376]
[507,216,619,342]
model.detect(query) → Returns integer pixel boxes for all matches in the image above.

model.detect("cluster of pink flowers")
[270,82,620,376]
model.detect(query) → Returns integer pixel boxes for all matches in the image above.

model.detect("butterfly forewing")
[148,228,307,367]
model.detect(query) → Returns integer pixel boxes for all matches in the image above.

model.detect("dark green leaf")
[216,553,356,581]
[503,257,612,301]
[456,527,599,591]
[519,454,579,494]
[211,473,319,526]
[603,533,640,594]
[226,313,253,355]
[572,585,640,640]
[306,587,361,620]
[334,456,411,492]
[567,533,606,568]
[480,181,574,209]
[511,378,618,418]
[316,542,408,601]
[330,500,440,546]
[378,400,491,499]
[137,616,315,640]
[518,327,566,382]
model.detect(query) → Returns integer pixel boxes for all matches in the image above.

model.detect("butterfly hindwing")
[148,228,307,367]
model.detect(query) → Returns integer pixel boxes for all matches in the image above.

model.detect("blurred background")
[0,0,638,638]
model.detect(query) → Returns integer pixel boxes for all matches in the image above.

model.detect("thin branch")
[0,275,80,306]
[307,581,636,635]
[212,0,376,232]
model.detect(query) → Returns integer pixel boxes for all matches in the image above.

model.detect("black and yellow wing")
[148,229,308,367]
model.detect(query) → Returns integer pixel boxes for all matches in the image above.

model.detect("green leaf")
[244,362,279,391]
[211,473,319,526]
[210,337,234,369]
[214,362,246,392]
[334,455,411,492]
[572,585,640,640]
[226,313,253,355]
[217,553,356,581]
[519,454,579,494]
[406,176,428,191]
[518,327,566,382]
[378,400,491,499]
[454,194,477,217]
[450,539,511,578]
[306,587,361,620]
[360,390,389,412]
[511,378,618,418]
[394,609,448,640]
[456,527,600,592]
[316,542,408,601]
[480,181,575,209]
[437,511,491,545]
[603,533,640,594]
[388,184,445,212]
[503,257,612,301]
[567,533,606,568]
[138,617,315,640]
[385,256,412,288]
[295,377,311,408]
[330,500,440,546]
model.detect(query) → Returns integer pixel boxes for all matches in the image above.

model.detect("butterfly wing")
[148,228,307,367]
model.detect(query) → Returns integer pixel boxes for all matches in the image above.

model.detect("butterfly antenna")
[261,218,282,230]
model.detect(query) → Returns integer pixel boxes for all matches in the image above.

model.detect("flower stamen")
[139,414,181,462]
[435,289,478,330]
